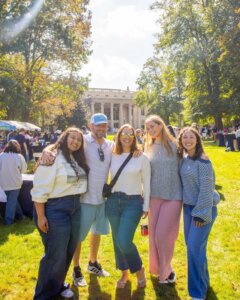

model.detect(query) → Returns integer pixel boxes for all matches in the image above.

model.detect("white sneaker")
[72,267,87,287]
[87,261,110,277]
[60,287,74,298]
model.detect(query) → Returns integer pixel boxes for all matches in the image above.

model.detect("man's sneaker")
[167,271,176,283]
[87,261,110,277]
[72,266,87,287]
[60,283,74,298]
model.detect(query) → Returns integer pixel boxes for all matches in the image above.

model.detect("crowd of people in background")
[0,113,226,300]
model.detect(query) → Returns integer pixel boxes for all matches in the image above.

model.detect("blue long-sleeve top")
[180,156,219,224]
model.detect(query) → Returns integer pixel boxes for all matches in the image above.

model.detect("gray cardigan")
[148,142,182,201]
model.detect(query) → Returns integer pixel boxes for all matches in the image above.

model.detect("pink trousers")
[149,197,182,280]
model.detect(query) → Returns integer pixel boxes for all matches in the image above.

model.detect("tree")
[135,56,184,124]
[0,0,91,123]
[143,0,240,128]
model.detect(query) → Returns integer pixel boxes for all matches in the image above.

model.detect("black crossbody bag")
[102,153,133,198]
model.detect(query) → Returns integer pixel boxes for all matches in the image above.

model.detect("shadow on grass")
[131,284,146,299]
[115,281,132,299]
[207,286,219,300]
[87,274,111,299]
[0,217,35,245]
[215,185,226,201]
[150,276,181,300]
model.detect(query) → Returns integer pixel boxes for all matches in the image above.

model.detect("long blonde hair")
[145,115,175,155]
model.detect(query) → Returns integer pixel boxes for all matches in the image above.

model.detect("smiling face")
[120,126,134,151]
[145,120,163,140]
[67,131,82,153]
[89,123,108,140]
[181,129,197,155]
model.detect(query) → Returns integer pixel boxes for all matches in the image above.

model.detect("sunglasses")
[120,132,134,138]
[97,147,104,162]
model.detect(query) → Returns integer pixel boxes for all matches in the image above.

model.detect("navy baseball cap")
[90,113,108,125]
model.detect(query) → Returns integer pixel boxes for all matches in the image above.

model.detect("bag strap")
[109,153,133,188]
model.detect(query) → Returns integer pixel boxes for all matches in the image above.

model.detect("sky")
[81,0,159,91]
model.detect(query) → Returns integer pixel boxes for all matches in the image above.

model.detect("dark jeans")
[33,194,81,300]
[5,189,22,225]
[105,192,143,273]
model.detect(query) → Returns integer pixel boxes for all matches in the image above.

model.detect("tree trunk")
[214,116,223,130]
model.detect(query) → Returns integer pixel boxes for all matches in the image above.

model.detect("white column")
[137,107,141,128]
[91,102,94,115]
[110,103,114,130]
[128,104,132,125]
[119,103,123,127]
[101,102,104,113]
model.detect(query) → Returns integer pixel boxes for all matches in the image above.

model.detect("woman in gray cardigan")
[145,115,182,284]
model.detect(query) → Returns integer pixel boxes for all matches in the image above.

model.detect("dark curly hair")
[54,127,89,177]
[35,127,89,178]
[177,127,204,160]
[4,140,21,154]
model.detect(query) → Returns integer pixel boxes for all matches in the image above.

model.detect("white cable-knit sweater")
[31,152,87,203]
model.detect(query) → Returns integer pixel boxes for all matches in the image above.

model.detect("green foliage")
[138,0,240,128]
[0,0,91,125]
[135,57,184,124]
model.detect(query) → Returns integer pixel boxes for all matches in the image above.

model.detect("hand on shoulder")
[201,153,210,161]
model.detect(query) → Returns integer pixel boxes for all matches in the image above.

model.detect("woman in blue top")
[178,127,220,300]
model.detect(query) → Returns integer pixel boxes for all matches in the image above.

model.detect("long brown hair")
[145,115,175,155]
[177,127,204,160]
[35,127,89,176]
[113,124,139,155]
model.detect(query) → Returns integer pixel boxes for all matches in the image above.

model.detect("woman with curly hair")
[145,115,182,284]
[178,127,220,300]
[0,140,27,225]
[31,127,89,300]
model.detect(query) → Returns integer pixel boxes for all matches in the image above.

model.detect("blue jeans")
[184,204,217,299]
[5,189,22,225]
[105,192,143,273]
[33,194,81,300]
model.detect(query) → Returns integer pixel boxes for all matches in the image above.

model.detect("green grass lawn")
[0,142,239,299]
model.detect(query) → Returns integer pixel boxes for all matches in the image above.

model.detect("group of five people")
[30,113,219,300]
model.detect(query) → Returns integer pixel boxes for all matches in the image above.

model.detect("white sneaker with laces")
[87,261,110,277]
[72,272,87,287]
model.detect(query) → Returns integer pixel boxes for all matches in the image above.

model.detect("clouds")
[83,55,139,89]
[81,1,158,90]
[94,5,157,40]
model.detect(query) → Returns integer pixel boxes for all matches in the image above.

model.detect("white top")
[110,153,151,212]
[236,129,240,138]
[0,153,27,191]
[31,152,87,203]
[81,133,114,205]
